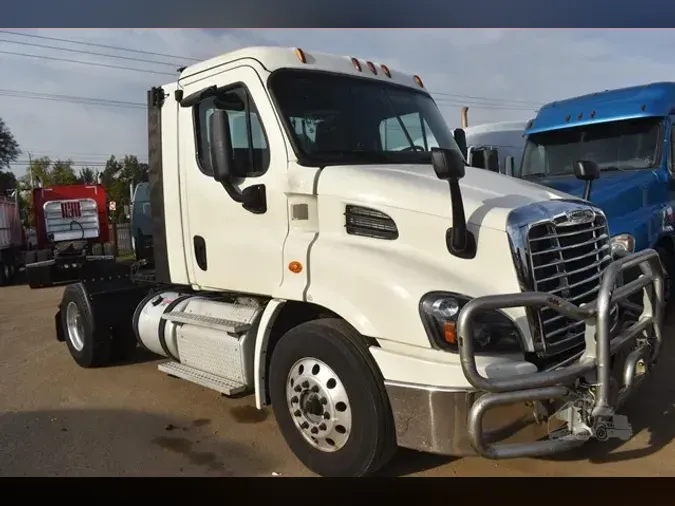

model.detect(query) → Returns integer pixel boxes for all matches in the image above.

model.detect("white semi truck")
[54,47,665,477]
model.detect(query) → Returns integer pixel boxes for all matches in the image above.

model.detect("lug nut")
[302,381,310,388]
[294,385,302,392]
[323,412,330,420]
[311,385,319,393]
[311,427,318,434]
[319,423,327,431]
[300,422,309,429]
[291,396,298,404]
[293,410,301,417]
[320,398,327,405]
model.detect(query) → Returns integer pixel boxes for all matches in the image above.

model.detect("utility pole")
[28,151,34,189]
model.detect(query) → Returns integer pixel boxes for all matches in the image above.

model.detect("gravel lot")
[1,281,674,477]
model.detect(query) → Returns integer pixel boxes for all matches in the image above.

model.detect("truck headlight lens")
[420,293,523,353]
[610,233,634,256]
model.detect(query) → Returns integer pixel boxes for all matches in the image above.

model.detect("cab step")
[160,311,251,335]
[157,361,247,396]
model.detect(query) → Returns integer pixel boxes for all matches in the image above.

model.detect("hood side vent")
[344,205,399,240]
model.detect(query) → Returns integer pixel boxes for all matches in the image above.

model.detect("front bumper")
[385,248,665,459]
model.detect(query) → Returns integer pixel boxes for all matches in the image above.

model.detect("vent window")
[344,205,398,240]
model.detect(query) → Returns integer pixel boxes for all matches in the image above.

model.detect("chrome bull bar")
[455,248,665,459]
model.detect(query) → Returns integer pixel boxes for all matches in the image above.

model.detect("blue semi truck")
[462,82,675,299]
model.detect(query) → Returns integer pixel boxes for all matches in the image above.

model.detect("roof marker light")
[366,61,377,74]
[380,64,391,78]
[295,48,307,63]
[577,112,583,120]
[565,114,571,122]
[413,75,424,88]
[351,57,362,71]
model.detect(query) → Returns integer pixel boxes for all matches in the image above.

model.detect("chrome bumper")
[454,248,665,459]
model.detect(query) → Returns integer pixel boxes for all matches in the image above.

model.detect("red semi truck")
[25,184,116,288]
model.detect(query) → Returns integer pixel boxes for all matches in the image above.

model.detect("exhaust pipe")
[460,107,469,128]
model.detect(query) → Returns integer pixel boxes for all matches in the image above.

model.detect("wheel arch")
[253,299,380,409]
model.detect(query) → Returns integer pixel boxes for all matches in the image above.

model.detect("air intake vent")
[344,205,398,240]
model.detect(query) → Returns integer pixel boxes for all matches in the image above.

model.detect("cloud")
[1,28,674,178]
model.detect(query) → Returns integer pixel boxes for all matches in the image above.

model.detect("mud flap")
[55,309,65,342]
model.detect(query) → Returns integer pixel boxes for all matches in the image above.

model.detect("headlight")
[419,292,523,353]
[610,233,634,256]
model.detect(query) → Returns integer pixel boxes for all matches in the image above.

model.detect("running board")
[160,311,251,334]
[158,361,247,396]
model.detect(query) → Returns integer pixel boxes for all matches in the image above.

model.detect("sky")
[2,28,675,178]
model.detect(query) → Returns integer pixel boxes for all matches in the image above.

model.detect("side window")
[195,84,270,178]
[379,112,438,151]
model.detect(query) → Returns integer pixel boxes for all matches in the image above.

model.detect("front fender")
[304,226,528,349]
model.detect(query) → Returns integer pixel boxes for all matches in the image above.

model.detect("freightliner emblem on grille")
[564,208,595,225]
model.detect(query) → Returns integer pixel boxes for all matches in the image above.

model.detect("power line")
[0,29,202,62]
[0,37,183,67]
[0,30,544,109]
[0,49,176,77]
[0,88,145,108]
[431,90,542,107]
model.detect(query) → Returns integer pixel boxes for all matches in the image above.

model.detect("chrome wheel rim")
[286,357,352,452]
[66,302,85,352]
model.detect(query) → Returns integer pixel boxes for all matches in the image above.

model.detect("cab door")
[178,65,289,295]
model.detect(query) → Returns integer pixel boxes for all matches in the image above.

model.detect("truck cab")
[464,120,527,174]
[53,47,665,477]
[518,83,675,296]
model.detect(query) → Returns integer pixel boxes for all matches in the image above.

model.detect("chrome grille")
[526,210,617,355]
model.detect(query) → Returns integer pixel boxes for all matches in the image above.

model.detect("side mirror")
[208,110,233,183]
[503,156,515,177]
[573,160,600,201]
[431,147,475,259]
[431,147,466,181]
[484,148,499,172]
[453,128,468,159]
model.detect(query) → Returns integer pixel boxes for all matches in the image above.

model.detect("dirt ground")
[1,281,674,477]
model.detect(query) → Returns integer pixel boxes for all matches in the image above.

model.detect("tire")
[59,283,112,368]
[0,262,8,287]
[656,245,674,304]
[268,318,397,477]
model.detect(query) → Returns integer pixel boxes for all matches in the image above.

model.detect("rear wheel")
[268,318,397,477]
[0,262,8,287]
[60,283,112,368]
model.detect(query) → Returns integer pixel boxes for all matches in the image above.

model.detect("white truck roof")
[178,46,429,94]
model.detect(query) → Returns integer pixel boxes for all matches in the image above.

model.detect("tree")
[0,170,17,193]
[100,155,148,223]
[78,167,97,184]
[0,117,20,171]
[51,159,78,185]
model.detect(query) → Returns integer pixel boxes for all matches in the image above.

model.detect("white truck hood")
[317,163,575,231]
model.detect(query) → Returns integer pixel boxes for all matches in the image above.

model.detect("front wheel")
[268,318,397,477]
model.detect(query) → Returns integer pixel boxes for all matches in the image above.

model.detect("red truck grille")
[60,201,82,218]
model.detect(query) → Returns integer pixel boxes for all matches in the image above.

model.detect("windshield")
[520,117,662,178]
[268,69,460,165]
